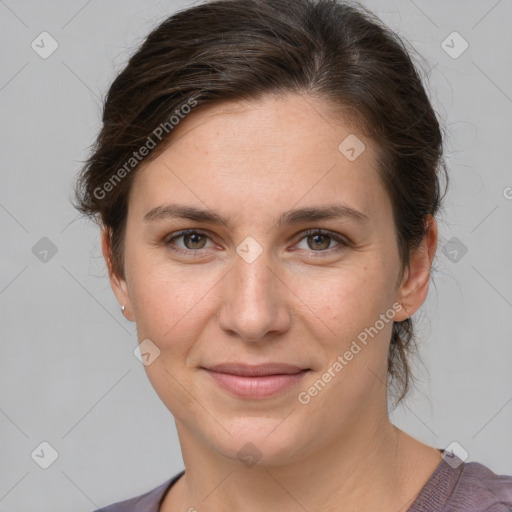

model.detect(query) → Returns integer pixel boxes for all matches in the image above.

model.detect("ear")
[394,215,438,322]
[101,227,135,322]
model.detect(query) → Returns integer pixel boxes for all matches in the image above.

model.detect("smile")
[201,365,311,399]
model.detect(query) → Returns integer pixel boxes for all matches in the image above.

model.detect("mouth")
[200,363,311,399]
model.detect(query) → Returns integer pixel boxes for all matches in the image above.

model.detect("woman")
[73,0,512,510]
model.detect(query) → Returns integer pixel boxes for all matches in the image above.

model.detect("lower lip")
[203,369,310,399]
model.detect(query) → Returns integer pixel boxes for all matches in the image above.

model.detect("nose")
[216,248,292,343]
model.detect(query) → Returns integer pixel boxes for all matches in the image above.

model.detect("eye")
[163,228,349,257]
[295,229,348,254]
[164,230,216,255]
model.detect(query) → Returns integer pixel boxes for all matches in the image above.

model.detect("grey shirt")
[93,452,512,511]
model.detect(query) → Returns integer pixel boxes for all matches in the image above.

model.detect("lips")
[204,362,309,376]
[201,363,311,399]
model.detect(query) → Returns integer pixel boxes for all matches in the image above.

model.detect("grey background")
[1,0,511,510]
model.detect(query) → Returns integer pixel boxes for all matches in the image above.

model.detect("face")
[105,93,434,466]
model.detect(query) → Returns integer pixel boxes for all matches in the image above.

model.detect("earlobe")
[394,215,438,322]
[113,274,135,322]
[101,226,134,322]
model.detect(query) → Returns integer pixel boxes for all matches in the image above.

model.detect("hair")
[73,0,449,406]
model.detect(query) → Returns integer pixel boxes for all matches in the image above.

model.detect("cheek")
[126,246,219,347]
[294,267,394,419]
[293,260,393,340]
[126,261,219,419]
[292,256,396,400]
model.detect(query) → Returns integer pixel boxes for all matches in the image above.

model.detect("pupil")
[187,233,204,248]
[310,234,329,250]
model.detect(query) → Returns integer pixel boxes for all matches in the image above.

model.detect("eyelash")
[163,229,349,257]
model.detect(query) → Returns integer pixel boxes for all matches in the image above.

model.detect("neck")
[162,407,441,512]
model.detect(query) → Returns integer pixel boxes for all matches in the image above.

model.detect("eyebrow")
[143,202,370,226]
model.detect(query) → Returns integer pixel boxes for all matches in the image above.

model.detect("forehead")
[129,94,389,226]
[160,93,369,164]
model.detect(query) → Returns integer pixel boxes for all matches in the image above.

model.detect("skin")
[102,93,442,512]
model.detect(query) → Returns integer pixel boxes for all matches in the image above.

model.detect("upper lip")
[203,363,309,377]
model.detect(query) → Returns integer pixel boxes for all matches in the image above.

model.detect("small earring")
[121,305,125,314]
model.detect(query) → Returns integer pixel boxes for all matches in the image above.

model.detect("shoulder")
[446,460,512,512]
[90,471,184,512]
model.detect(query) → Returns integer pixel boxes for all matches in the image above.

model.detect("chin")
[202,415,313,469]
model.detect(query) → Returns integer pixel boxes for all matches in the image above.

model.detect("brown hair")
[73,0,448,405]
